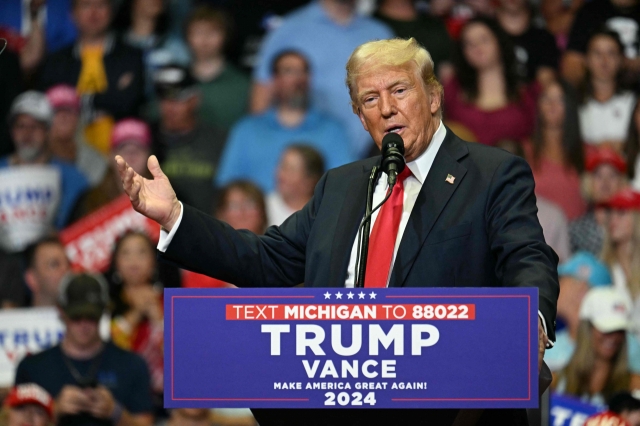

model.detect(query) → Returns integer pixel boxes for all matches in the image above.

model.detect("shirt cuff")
[157,202,183,253]
[538,310,554,348]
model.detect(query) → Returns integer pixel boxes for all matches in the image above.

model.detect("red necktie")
[364,167,412,288]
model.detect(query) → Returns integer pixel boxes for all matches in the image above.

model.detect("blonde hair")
[345,38,443,115]
[554,320,629,400]
[601,211,640,300]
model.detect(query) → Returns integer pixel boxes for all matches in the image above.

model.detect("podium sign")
[165,287,538,409]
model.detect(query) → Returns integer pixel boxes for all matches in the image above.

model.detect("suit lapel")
[327,161,377,287]
[388,130,469,287]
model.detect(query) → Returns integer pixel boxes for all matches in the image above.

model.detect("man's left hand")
[538,318,548,372]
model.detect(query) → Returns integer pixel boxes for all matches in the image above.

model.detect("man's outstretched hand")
[115,155,182,231]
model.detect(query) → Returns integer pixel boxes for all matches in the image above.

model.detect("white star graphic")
[347,292,354,299]
[335,291,343,299]
[369,292,377,299]
[324,292,331,299]
[358,292,366,299]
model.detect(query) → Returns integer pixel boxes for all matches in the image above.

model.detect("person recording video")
[14,274,153,426]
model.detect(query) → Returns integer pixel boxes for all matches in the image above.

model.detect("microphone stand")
[355,167,397,288]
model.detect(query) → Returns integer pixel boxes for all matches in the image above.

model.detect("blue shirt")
[0,157,89,229]
[0,0,77,54]
[254,1,393,158]
[216,108,355,193]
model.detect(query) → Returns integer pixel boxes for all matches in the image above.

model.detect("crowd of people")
[0,0,640,424]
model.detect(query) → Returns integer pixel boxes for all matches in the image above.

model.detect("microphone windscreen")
[381,133,405,155]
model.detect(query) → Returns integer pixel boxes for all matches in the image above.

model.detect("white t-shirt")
[266,192,296,227]
[579,92,636,144]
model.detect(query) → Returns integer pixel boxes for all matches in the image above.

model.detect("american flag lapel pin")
[446,174,455,184]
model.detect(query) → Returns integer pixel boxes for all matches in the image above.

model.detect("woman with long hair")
[443,17,537,146]
[554,287,632,405]
[601,188,640,306]
[578,30,636,149]
[524,79,586,220]
[108,230,165,413]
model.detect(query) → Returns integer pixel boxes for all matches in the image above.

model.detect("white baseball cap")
[9,91,53,125]
[579,287,632,333]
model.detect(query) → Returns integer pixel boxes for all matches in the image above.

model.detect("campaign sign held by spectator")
[0,166,61,252]
[166,287,538,409]
[0,307,110,387]
[550,393,603,426]
[60,194,159,272]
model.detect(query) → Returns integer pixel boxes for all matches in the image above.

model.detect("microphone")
[381,133,406,187]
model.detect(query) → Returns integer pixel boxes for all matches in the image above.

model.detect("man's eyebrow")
[357,79,414,99]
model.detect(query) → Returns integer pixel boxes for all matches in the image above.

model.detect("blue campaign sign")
[165,287,538,409]
[550,393,603,426]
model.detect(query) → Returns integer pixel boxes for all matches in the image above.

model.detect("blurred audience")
[537,198,571,262]
[601,188,640,307]
[0,92,89,232]
[186,6,250,133]
[152,64,226,213]
[540,0,583,49]
[495,0,559,85]
[217,51,352,193]
[250,0,393,158]
[1,383,54,426]
[429,0,496,40]
[570,147,627,255]
[0,250,25,308]
[267,145,325,227]
[109,231,164,412]
[45,84,107,188]
[546,252,613,372]
[444,17,537,146]
[15,273,154,425]
[524,80,586,220]
[374,0,454,77]
[578,30,636,149]
[625,101,640,189]
[0,49,22,155]
[113,0,190,101]
[585,391,640,425]
[553,287,633,405]
[216,181,267,236]
[77,118,152,218]
[562,0,640,86]
[24,236,71,308]
[182,181,267,288]
[0,0,77,74]
[39,0,145,155]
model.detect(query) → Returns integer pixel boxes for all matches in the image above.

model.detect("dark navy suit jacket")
[160,128,559,425]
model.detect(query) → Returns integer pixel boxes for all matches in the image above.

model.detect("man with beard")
[0,91,88,231]
[216,51,353,194]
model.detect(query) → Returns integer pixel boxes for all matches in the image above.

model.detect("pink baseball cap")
[45,84,80,112]
[111,118,151,149]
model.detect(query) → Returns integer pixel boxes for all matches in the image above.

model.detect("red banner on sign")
[59,195,159,272]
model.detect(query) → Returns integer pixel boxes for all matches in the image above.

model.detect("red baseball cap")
[585,147,627,173]
[111,118,151,150]
[5,383,54,420]
[601,188,640,210]
[45,84,81,112]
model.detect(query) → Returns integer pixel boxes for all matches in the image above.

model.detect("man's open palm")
[115,155,181,230]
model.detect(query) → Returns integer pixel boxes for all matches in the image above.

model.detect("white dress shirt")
[157,120,551,342]
[344,121,446,288]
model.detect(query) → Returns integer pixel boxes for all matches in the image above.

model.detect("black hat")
[154,65,198,100]
[58,274,109,320]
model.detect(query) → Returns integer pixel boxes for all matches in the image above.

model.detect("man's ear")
[25,269,38,293]
[429,88,442,115]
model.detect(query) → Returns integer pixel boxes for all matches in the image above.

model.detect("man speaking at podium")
[116,38,558,425]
